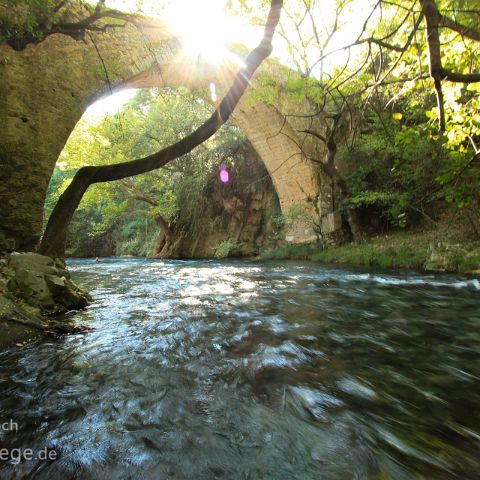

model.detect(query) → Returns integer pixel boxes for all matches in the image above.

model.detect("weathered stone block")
[321,212,343,235]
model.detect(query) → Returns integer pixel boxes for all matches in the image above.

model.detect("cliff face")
[160,153,281,259]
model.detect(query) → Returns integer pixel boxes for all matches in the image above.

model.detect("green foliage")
[309,245,426,270]
[339,113,453,228]
[46,86,255,257]
[120,218,145,239]
[345,191,407,227]
[244,71,280,106]
[274,202,314,232]
[0,0,59,43]
[259,243,316,261]
[432,83,480,209]
[213,238,243,259]
[271,213,286,230]
[148,190,176,221]
[261,202,316,247]
[38,0,480,254]
[260,240,427,270]
[285,202,307,221]
[249,0,480,232]
[347,191,402,207]
[0,0,113,48]
[116,231,159,258]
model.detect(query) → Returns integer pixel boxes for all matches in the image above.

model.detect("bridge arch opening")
[0,21,325,251]
[55,86,284,257]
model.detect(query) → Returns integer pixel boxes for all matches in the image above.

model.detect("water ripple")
[0,258,479,479]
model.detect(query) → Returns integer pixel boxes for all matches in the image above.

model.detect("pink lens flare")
[219,166,230,184]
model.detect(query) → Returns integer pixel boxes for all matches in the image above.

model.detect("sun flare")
[164,0,242,65]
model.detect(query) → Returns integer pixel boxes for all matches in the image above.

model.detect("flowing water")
[1,258,480,479]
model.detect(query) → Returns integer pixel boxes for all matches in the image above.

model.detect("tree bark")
[129,191,174,257]
[39,0,283,258]
[419,0,446,131]
[437,9,480,42]
[152,214,173,257]
[302,115,364,242]
[419,0,480,131]
[3,0,164,51]
[322,158,364,243]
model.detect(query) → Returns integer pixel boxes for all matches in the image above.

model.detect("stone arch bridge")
[0,15,338,252]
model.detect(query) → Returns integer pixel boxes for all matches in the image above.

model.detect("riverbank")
[0,252,91,347]
[259,231,480,275]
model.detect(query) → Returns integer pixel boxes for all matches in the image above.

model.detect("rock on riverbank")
[0,252,90,347]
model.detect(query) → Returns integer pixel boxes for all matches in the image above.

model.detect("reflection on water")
[0,258,479,479]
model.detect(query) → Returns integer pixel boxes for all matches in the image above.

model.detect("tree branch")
[299,129,327,143]
[2,0,161,50]
[438,14,480,42]
[420,0,480,130]
[442,69,480,83]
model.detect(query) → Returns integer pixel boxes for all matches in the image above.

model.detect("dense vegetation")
[45,88,272,257]
[254,0,480,240]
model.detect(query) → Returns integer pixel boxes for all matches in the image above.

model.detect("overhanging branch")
[2,0,163,50]
[442,69,480,83]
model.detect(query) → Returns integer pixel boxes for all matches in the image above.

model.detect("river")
[1,258,479,479]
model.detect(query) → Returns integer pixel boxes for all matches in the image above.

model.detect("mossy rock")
[0,295,45,347]
[7,252,90,313]
[0,252,92,346]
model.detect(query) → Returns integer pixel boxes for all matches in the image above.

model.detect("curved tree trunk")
[151,214,173,258]
[419,0,480,132]
[39,0,283,258]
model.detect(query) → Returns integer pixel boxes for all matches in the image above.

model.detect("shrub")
[213,238,243,259]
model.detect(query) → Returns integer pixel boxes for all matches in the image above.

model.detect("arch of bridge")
[0,16,330,249]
